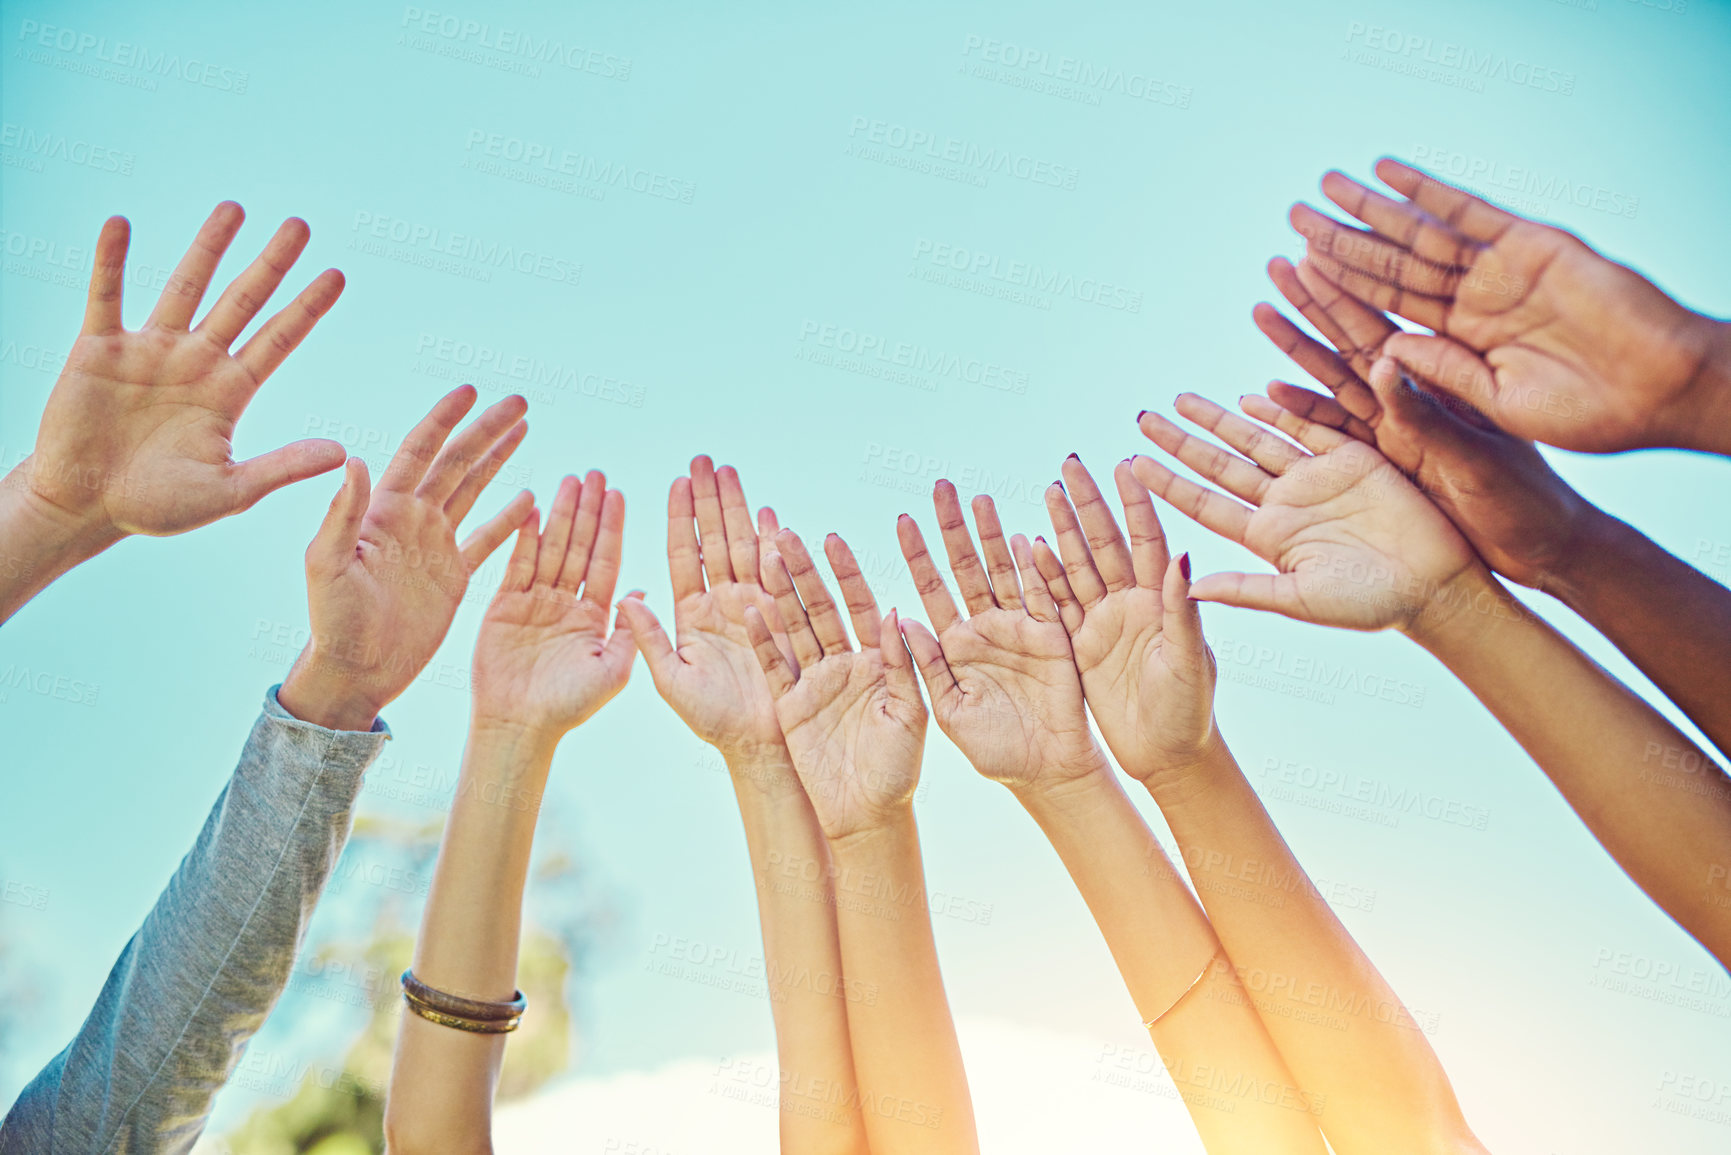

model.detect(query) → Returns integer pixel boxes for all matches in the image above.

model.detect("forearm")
[1550,509,1731,760]
[1016,764,1326,1155]
[1410,570,1731,962]
[0,460,120,624]
[826,809,977,1155]
[1151,744,1481,1155]
[385,722,556,1155]
[0,687,386,1155]
[726,746,868,1154]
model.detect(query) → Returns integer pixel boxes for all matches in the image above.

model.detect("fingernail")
[1137,409,1148,422]
[1066,452,1080,461]
[1178,552,1191,580]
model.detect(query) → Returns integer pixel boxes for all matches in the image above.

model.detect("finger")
[755,507,782,585]
[896,514,962,633]
[933,480,998,614]
[443,418,528,526]
[667,477,705,600]
[197,217,310,348]
[580,489,625,608]
[744,605,798,698]
[304,457,370,579]
[229,437,349,514]
[1303,250,1451,333]
[1010,534,1061,624]
[899,616,961,709]
[1251,388,1374,446]
[1375,158,1518,245]
[1266,257,1374,378]
[1319,170,1480,271]
[500,503,542,592]
[378,386,479,493]
[533,475,581,588]
[233,268,346,384]
[1188,570,1310,621]
[1112,459,1171,588]
[776,528,850,655]
[1129,456,1252,546]
[416,394,530,506]
[1172,392,1306,476]
[1042,482,1108,607]
[558,471,607,594]
[970,494,1023,610]
[1226,395,1351,457]
[601,607,640,681]
[1033,535,1086,635]
[1254,298,1378,424]
[1291,202,1462,301]
[825,533,882,648]
[881,610,926,716]
[716,466,761,589]
[1139,407,1275,503]
[618,595,682,691]
[763,551,825,668]
[147,201,243,330]
[460,489,535,570]
[83,216,130,336]
[690,455,733,586]
[1382,334,1504,419]
[1060,455,1134,591]
[1162,553,1211,680]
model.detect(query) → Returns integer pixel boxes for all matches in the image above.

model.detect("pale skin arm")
[898,482,1324,1154]
[1256,254,1731,762]
[617,456,867,1153]
[1289,157,1731,455]
[745,529,978,1155]
[1,204,353,624]
[1133,395,1731,966]
[385,474,636,1155]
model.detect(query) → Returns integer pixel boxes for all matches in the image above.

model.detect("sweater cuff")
[261,683,392,777]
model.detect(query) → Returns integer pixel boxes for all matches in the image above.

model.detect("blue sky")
[3,0,1729,1150]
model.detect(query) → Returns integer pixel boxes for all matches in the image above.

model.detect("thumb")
[602,599,641,680]
[897,615,960,713]
[1160,553,1211,677]
[1381,333,1501,422]
[234,437,349,514]
[305,457,370,578]
[616,594,679,690]
[880,610,927,720]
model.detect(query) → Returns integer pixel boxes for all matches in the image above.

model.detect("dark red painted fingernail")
[1178,552,1191,580]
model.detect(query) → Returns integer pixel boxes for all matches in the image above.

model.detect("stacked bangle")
[400,969,526,1034]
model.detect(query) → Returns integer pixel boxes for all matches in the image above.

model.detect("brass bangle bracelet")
[400,969,526,1021]
[1142,948,1224,1030]
[403,997,521,1034]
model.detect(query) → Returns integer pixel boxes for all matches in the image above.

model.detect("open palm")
[1134,394,1480,634]
[26,205,350,540]
[1255,256,1596,591]
[1296,159,1720,453]
[744,529,927,842]
[1035,459,1218,785]
[895,484,1098,791]
[472,472,635,737]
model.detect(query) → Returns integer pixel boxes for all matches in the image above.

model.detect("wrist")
[465,714,567,763]
[1012,757,1121,825]
[0,462,123,608]
[720,739,805,801]
[1542,505,1627,611]
[1674,314,1731,455]
[1400,563,1527,657]
[279,647,385,732]
[824,802,918,858]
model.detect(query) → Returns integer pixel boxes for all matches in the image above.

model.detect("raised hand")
[277,385,533,730]
[1293,158,1731,454]
[1032,458,1218,788]
[1255,256,1597,591]
[617,457,795,767]
[470,472,636,740]
[1133,394,1483,634]
[17,205,349,541]
[893,482,1100,793]
[744,530,927,842]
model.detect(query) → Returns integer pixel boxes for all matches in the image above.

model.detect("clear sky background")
[2,0,1729,1150]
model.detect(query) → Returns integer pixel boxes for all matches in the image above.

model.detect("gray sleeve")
[1,686,390,1155]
